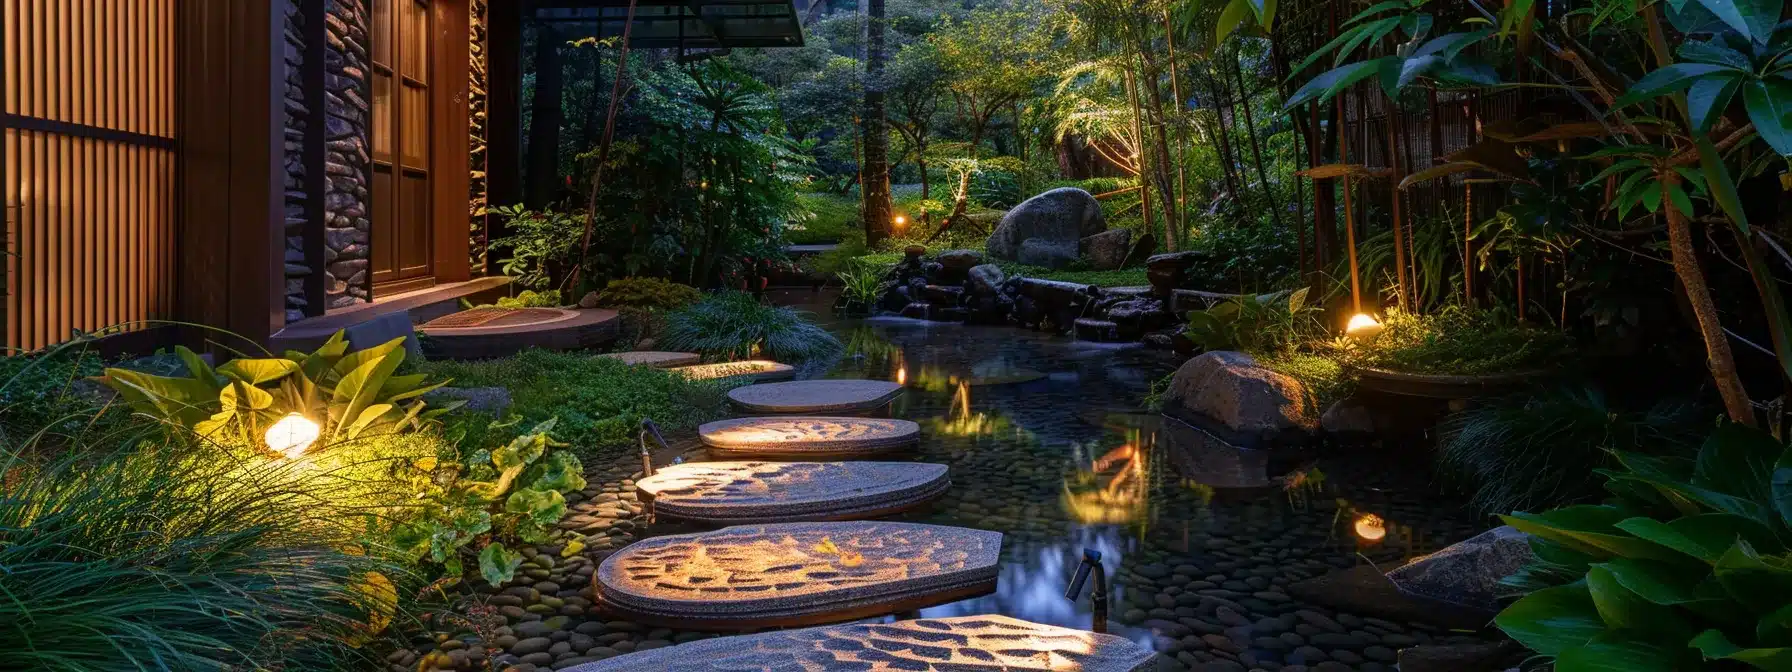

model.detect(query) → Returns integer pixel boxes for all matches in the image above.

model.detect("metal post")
[1064,548,1109,634]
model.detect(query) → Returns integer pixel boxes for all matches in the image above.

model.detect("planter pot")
[1352,366,1552,400]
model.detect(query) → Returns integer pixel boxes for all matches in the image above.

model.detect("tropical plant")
[389,419,585,586]
[0,433,406,670]
[100,332,459,447]
[593,277,703,311]
[1283,0,1499,110]
[1184,287,1322,354]
[1438,387,1706,517]
[1494,424,1792,670]
[657,291,844,362]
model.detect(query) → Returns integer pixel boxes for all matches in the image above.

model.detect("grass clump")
[1350,307,1573,375]
[593,277,703,311]
[0,348,118,446]
[418,349,735,458]
[1437,386,1705,517]
[658,291,844,363]
[1258,351,1353,414]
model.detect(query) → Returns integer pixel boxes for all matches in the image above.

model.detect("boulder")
[1320,399,1375,437]
[1081,228,1134,270]
[1385,526,1532,612]
[986,188,1106,269]
[579,291,602,309]
[966,264,1006,296]
[1146,251,1208,297]
[1160,351,1316,447]
[1126,231,1158,266]
[935,249,985,271]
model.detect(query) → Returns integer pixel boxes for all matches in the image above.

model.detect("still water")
[671,289,1489,662]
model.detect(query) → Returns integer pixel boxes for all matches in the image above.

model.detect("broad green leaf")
[1616,514,1778,564]
[1758,603,1792,643]
[1690,0,1782,44]
[1613,470,1776,527]
[101,368,222,426]
[493,432,548,470]
[218,357,300,385]
[1414,30,1493,61]
[175,346,220,387]
[1679,38,1753,69]
[1587,564,1693,635]
[1744,79,1792,157]
[331,349,406,441]
[1596,558,1708,605]
[1555,631,1693,671]
[1686,74,1743,133]
[1693,628,1792,668]
[1248,0,1276,30]
[331,336,408,379]
[1581,159,1647,187]
[1286,60,1389,109]
[1334,18,1402,67]
[1613,64,1730,109]
[1434,59,1500,87]
[1641,182,1663,213]
[1342,0,1409,27]
[1695,423,1783,504]
[1495,583,1606,656]
[1291,24,1373,76]
[478,542,524,586]
[1502,506,1681,561]
[505,488,567,528]
[1714,541,1792,614]
[1667,181,1697,218]
[1215,0,1255,46]
[342,403,396,441]
[1397,55,1442,90]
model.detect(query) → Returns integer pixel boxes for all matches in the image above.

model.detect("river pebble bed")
[396,290,1501,672]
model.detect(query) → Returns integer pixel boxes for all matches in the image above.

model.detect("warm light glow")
[897,367,908,386]
[1354,514,1386,542]
[1345,313,1384,339]
[266,412,320,459]
[894,215,908,227]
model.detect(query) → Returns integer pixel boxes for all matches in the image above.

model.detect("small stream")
[653,289,1496,668]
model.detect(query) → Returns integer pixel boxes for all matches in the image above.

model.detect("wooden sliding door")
[371,0,436,291]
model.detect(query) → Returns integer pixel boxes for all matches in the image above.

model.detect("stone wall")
[468,0,490,273]
[324,0,372,308]
[281,0,311,321]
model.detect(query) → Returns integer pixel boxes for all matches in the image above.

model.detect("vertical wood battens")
[2,0,179,352]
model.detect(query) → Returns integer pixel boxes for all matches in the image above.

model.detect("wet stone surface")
[398,290,1502,672]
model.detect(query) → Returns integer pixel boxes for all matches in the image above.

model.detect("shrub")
[0,434,408,670]
[593,277,703,311]
[1185,288,1326,355]
[495,289,563,308]
[657,291,843,363]
[1494,424,1792,670]
[487,205,585,291]
[837,259,889,306]
[1437,387,1705,517]
[0,346,117,446]
[1347,307,1574,375]
[417,349,735,458]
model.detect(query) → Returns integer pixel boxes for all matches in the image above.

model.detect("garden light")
[266,412,320,459]
[897,367,908,385]
[1354,513,1386,542]
[1345,313,1383,339]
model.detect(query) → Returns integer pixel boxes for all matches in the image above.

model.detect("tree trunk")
[525,25,565,209]
[1163,9,1189,252]
[1662,173,1756,425]
[1124,68,1154,234]
[861,0,891,247]
[1207,70,1243,206]
[1386,101,1411,312]
[1231,55,1285,240]
[1139,48,1179,251]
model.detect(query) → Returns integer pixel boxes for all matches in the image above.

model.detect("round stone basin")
[559,614,1159,671]
[669,359,796,382]
[596,351,700,368]
[636,461,951,524]
[699,416,921,458]
[727,379,904,414]
[594,522,1002,629]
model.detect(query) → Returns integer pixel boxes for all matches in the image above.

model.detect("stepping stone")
[596,351,700,368]
[699,417,920,458]
[727,379,904,414]
[593,522,1001,629]
[561,615,1159,671]
[668,359,796,382]
[636,461,950,524]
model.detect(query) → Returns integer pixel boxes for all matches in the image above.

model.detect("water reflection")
[1062,435,1151,527]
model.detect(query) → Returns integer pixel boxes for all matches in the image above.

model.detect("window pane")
[401,174,431,271]
[401,84,428,169]
[371,74,392,162]
[371,167,395,276]
[372,0,392,67]
[402,0,428,80]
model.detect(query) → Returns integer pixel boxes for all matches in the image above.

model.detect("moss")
[1349,307,1574,375]
[1257,351,1354,414]
[418,349,737,459]
[594,277,702,311]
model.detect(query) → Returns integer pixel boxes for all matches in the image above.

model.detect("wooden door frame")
[370,0,471,296]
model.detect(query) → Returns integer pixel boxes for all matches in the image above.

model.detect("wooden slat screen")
[3,0,177,353]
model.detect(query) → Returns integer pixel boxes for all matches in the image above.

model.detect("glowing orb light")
[894,215,908,226]
[1354,513,1387,542]
[1345,313,1384,339]
[266,412,320,459]
[897,367,908,386]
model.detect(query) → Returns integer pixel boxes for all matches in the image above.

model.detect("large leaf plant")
[1495,424,1792,669]
[101,331,459,449]
[1284,0,1500,110]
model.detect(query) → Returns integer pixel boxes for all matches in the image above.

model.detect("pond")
[631,288,1497,670]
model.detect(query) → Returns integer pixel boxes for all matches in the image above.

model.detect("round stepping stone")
[636,461,950,524]
[595,351,701,368]
[560,615,1159,671]
[594,522,1002,629]
[727,379,904,414]
[669,359,796,382]
[699,417,920,458]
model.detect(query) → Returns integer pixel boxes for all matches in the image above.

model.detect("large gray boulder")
[1385,525,1532,612]
[1160,351,1316,447]
[985,188,1106,269]
[1080,228,1133,270]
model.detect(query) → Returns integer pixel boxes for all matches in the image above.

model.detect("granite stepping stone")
[668,359,796,382]
[593,522,1002,629]
[699,417,921,458]
[561,614,1159,671]
[727,379,904,414]
[635,461,950,524]
[596,351,701,368]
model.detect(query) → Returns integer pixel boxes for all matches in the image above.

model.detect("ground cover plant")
[656,291,844,363]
